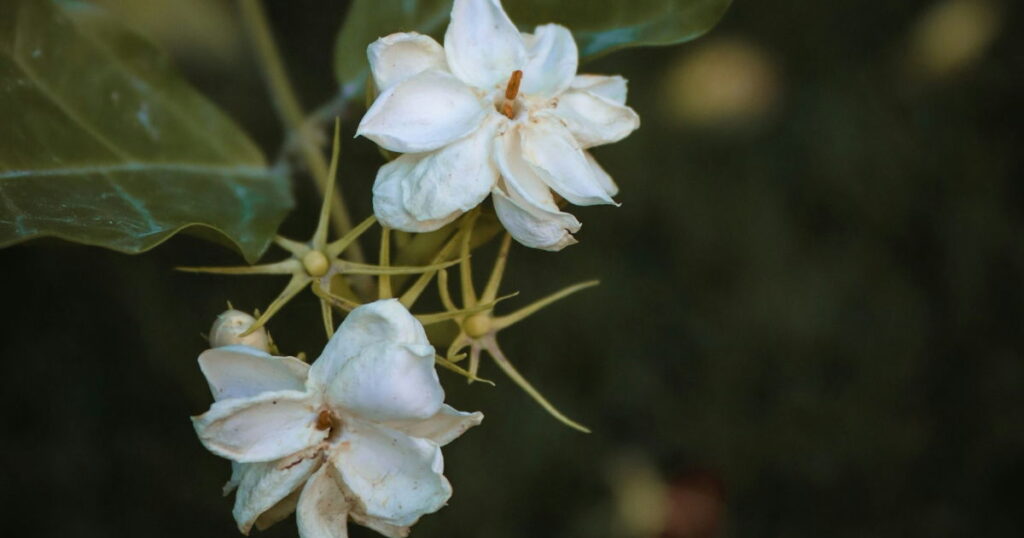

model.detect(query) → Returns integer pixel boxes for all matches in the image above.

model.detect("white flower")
[357,0,640,251]
[193,299,483,538]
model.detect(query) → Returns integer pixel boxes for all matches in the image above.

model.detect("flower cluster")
[190,0,641,536]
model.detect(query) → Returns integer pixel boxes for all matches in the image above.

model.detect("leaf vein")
[0,163,277,181]
[10,7,135,161]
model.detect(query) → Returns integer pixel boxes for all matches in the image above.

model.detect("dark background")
[2,0,1022,536]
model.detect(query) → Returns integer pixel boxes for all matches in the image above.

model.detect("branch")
[237,0,364,262]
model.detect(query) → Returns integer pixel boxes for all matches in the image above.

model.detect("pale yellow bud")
[464,313,492,339]
[302,250,330,277]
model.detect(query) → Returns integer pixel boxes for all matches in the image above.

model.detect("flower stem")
[484,338,591,433]
[236,0,364,263]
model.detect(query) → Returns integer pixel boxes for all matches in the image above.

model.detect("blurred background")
[2,0,1022,536]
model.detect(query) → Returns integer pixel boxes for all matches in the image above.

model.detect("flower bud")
[209,309,269,351]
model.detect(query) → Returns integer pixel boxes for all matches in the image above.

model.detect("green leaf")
[507,0,734,57]
[0,0,292,262]
[333,0,731,101]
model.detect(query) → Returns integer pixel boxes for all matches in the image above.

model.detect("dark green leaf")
[0,0,292,262]
[508,0,734,57]
[333,0,731,101]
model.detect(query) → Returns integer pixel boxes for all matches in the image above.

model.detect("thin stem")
[492,280,600,331]
[435,354,495,386]
[274,235,310,256]
[481,233,512,303]
[236,0,363,262]
[415,297,509,326]
[447,333,471,361]
[308,84,362,128]
[326,216,377,258]
[484,337,590,433]
[416,310,474,326]
[320,298,334,339]
[379,227,392,299]
[468,343,482,384]
[459,212,479,308]
[437,269,458,312]
[399,234,460,309]
[311,282,361,312]
[337,260,459,276]
[243,273,312,335]
[312,120,341,251]
[175,259,301,275]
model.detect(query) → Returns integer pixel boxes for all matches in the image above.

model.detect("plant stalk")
[237,0,364,263]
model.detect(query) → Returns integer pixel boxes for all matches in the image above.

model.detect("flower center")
[464,313,492,339]
[500,70,523,119]
[302,250,330,277]
[315,408,343,441]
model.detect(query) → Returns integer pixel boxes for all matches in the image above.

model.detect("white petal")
[495,125,560,211]
[444,0,526,89]
[224,461,243,495]
[585,151,619,197]
[372,160,462,233]
[198,346,309,402]
[520,119,615,206]
[192,390,324,463]
[333,423,451,527]
[368,32,448,91]
[520,24,578,97]
[549,89,640,148]
[493,188,580,251]
[385,404,483,447]
[296,466,349,538]
[357,70,487,153]
[570,74,628,104]
[372,118,499,232]
[349,512,411,538]
[232,454,321,534]
[493,126,581,250]
[326,342,443,422]
[309,299,429,389]
[254,487,302,531]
